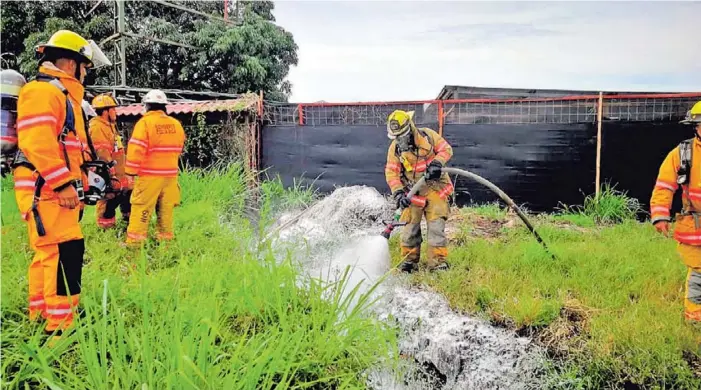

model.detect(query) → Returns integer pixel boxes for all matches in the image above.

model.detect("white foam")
[266,185,545,389]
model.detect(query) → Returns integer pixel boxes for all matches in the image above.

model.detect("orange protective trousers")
[126,176,180,244]
[399,188,450,269]
[677,243,701,321]
[14,167,84,333]
[95,191,132,228]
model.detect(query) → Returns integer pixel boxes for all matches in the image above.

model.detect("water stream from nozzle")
[265,185,545,389]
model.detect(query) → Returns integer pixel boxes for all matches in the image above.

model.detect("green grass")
[1,164,397,389]
[392,192,701,389]
[558,183,642,225]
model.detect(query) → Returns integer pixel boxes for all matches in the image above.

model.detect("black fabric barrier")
[601,121,691,216]
[442,123,597,211]
[262,123,598,212]
[261,125,391,192]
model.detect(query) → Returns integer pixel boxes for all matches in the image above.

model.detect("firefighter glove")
[427,160,443,180]
[393,190,411,209]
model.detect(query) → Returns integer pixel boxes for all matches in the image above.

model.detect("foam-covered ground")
[267,185,545,389]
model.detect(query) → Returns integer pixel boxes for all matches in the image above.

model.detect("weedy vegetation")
[1,164,397,389]
[393,188,701,389]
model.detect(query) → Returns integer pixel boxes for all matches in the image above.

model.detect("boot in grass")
[429,262,450,272]
[398,260,418,273]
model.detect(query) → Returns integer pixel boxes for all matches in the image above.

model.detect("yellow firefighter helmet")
[36,30,112,68]
[681,101,701,125]
[387,110,415,139]
[92,94,118,109]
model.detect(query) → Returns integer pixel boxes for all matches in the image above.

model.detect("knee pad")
[56,239,85,296]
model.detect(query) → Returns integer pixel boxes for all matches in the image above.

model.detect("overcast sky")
[272,1,701,103]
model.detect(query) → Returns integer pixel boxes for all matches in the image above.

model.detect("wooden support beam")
[595,91,604,199]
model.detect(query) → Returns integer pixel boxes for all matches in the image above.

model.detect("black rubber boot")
[398,260,419,273]
[430,262,450,272]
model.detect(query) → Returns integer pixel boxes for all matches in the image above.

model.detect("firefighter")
[89,94,132,228]
[12,29,110,337]
[385,110,454,273]
[651,100,701,322]
[125,89,185,246]
[1,69,27,177]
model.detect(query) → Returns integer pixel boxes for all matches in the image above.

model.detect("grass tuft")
[558,183,642,225]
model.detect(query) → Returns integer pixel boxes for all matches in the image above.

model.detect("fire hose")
[382,167,557,260]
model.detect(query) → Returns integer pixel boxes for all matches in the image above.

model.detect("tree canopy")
[0,0,297,101]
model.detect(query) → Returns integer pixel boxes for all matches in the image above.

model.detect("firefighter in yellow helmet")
[385,109,454,272]
[650,100,701,322]
[89,94,132,228]
[11,30,110,337]
[125,89,186,245]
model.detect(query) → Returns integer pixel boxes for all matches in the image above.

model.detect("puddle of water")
[265,185,546,389]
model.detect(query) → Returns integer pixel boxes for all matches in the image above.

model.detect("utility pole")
[117,0,126,87]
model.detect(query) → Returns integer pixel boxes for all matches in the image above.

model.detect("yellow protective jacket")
[89,116,126,181]
[384,127,454,206]
[14,63,88,197]
[125,110,185,177]
[650,137,701,245]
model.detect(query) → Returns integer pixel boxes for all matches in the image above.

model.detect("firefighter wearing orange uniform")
[385,110,453,273]
[125,89,185,245]
[12,30,111,336]
[651,101,701,322]
[89,94,132,228]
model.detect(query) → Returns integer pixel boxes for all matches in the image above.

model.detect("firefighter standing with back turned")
[125,89,185,246]
[11,30,111,338]
[385,110,454,273]
[89,94,132,228]
[651,100,701,322]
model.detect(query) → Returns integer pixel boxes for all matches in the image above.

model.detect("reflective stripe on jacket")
[89,116,126,180]
[650,138,701,245]
[125,110,185,177]
[16,63,87,193]
[384,127,454,200]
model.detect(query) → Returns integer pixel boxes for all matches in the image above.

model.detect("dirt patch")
[482,297,595,360]
[533,299,595,359]
[683,350,701,378]
[446,208,519,244]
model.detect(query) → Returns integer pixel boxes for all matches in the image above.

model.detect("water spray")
[382,167,557,260]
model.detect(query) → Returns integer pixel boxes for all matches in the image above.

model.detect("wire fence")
[263,94,701,127]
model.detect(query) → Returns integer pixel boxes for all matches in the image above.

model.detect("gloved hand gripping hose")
[403,167,557,260]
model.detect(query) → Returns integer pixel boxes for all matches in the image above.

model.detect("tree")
[0,0,298,101]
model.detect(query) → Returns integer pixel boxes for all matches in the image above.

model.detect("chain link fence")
[264,94,700,127]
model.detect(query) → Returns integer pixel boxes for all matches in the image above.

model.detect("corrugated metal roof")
[117,97,258,117]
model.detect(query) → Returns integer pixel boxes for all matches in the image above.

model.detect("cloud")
[273,1,701,102]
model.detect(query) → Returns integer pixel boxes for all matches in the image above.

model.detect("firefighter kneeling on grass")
[10,30,110,338]
[89,94,132,228]
[125,89,186,246]
[651,100,701,322]
[385,110,454,273]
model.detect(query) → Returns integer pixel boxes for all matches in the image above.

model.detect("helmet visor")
[387,119,411,139]
[85,40,112,68]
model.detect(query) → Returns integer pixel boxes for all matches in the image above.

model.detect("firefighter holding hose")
[11,30,111,338]
[385,110,454,273]
[651,100,701,322]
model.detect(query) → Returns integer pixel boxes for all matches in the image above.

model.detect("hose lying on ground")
[409,167,557,260]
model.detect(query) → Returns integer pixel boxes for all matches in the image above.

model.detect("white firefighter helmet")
[142,89,168,105]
